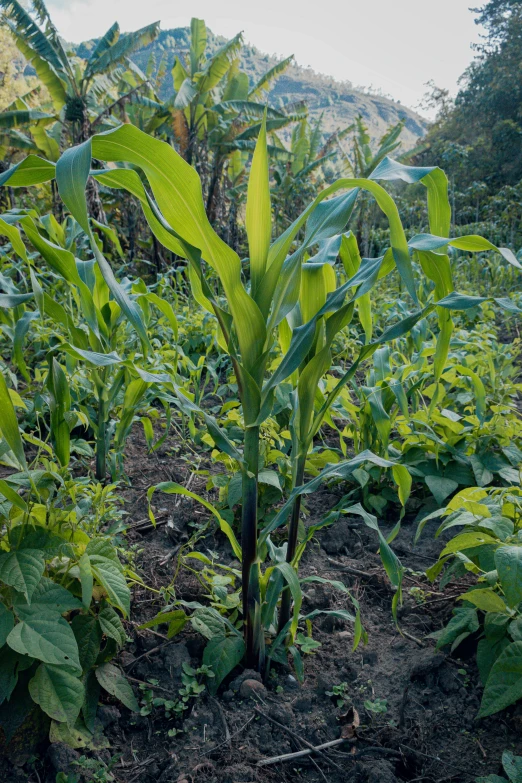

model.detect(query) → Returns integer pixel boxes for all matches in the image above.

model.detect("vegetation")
[0,0,520,780]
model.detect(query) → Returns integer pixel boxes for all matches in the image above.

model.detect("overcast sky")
[45,0,484,114]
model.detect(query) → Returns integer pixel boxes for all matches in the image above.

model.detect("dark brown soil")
[3,423,522,783]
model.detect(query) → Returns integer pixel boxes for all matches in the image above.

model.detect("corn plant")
[0,210,176,480]
[2,118,518,677]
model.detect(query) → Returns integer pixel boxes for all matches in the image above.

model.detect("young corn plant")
[2,119,518,677]
[0,211,175,480]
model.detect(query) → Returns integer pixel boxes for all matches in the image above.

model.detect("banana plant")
[0,0,160,141]
[2,117,518,674]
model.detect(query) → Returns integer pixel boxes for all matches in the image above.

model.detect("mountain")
[77,26,427,149]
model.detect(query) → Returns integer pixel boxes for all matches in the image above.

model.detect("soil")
[2,423,522,783]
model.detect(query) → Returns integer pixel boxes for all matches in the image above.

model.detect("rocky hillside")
[78,26,427,149]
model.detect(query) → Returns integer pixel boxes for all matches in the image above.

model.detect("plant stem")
[241,424,263,670]
[278,453,306,634]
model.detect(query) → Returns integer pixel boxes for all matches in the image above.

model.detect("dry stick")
[326,557,377,579]
[254,707,345,773]
[257,738,346,767]
[130,621,169,642]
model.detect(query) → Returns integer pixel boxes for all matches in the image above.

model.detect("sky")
[45,0,485,115]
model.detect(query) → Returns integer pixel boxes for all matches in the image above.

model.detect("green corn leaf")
[55,139,150,352]
[148,482,241,559]
[246,112,271,298]
[0,371,27,470]
[0,155,55,187]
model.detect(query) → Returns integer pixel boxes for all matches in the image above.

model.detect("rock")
[97,705,121,729]
[337,630,352,641]
[229,669,263,693]
[239,679,266,699]
[365,759,397,783]
[409,651,445,681]
[163,642,191,684]
[284,674,299,691]
[47,742,80,776]
[119,651,136,667]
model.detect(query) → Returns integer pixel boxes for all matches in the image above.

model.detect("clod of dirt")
[222,763,256,782]
[47,742,80,776]
[364,759,398,783]
[163,641,191,684]
[409,651,445,680]
[239,679,266,699]
[97,705,121,728]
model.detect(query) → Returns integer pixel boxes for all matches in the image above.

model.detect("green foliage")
[422,486,522,716]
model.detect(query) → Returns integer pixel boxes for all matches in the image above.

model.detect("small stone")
[119,651,136,667]
[230,668,263,691]
[337,630,352,641]
[285,674,299,691]
[239,679,266,699]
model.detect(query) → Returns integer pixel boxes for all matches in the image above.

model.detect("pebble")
[239,679,267,699]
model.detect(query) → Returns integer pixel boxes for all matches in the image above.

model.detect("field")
[0,4,521,783]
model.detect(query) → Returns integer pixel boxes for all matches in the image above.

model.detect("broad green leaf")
[90,559,129,618]
[79,553,93,609]
[71,614,102,673]
[95,663,138,712]
[12,577,82,619]
[203,635,245,694]
[502,751,522,783]
[7,613,81,672]
[29,663,84,726]
[0,603,15,647]
[0,549,44,602]
[392,464,412,506]
[458,588,508,614]
[479,641,522,717]
[426,476,458,506]
[495,547,522,609]
[98,606,126,647]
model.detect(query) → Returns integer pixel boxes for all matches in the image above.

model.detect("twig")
[128,511,168,530]
[257,738,346,767]
[254,706,345,772]
[326,557,377,579]
[159,542,183,567]
[130,621,169,642]
[401,629,426,647]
